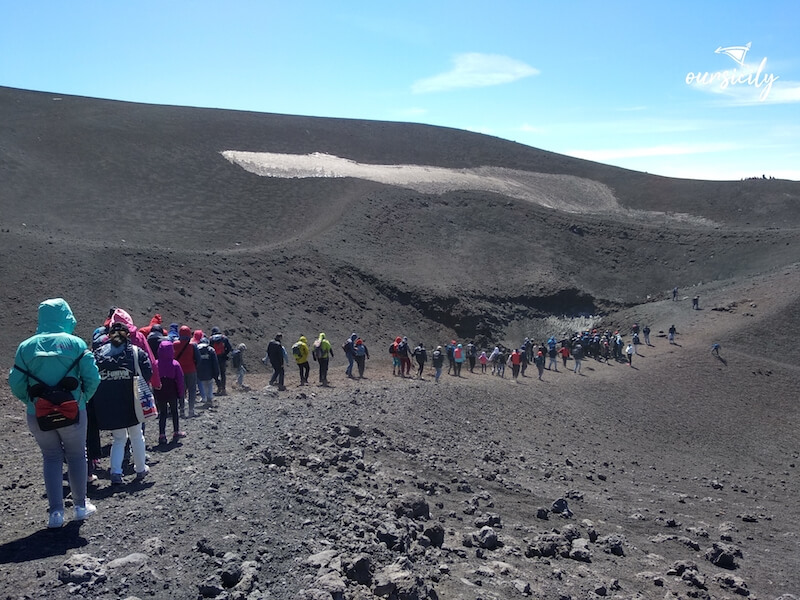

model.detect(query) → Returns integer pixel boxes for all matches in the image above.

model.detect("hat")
[211,326,221,335]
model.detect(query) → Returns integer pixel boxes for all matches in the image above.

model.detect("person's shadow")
[0,522,88,564]
[714,354,728,366]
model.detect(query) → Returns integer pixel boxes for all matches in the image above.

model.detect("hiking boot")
[172,431,187,441]
[47,510,64,529]
[278,385,287,391]
[75,501,97,521]
[110,473,124,485]
[188,409,196,418]
[158,434,168,445]
[134,466,150,481]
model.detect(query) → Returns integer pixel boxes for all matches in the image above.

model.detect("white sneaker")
[74,501,97,521]
[47,510,64,529]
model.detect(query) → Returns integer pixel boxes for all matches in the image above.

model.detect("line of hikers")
[9,300,256,528]
[385,323,670,382]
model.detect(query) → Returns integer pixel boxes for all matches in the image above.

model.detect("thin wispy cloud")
[393,107,429,118]
[567,142,741,162]
[412,53,539,94]
[520,123,543,133]
[721,80,800,106]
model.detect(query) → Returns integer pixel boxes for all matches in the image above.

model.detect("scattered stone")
[474,513,502,528]
[739,513,758,523]
[705,542,742,569]
[57,553,106,585]
[141,536,165,555]
[713,572,750,596]
[220,561,243,588]
[392,493,430,519]
[373,558,432,599]
[551,498,573,517]
[306,549,339,568]
[423,523,445,548]
[598,534,625,556]
[198,576,225,598]
[667,560,698,576]
[512,578,531,594]
[525,530,579,560]
[343,554,372,585]
[472,526,499,550]
[314,571,346,597]
[536,507,549,520]
[106,552,149,571]
[569,538,592,562]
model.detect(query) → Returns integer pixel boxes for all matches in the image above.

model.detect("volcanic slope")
[0,86,799,598]
[1,86,799,349]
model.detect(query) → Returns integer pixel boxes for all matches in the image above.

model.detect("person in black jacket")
[412,342,427,380]
[431,346,445,383]
[209,326,233,396]
[266,333,287,391]
[93,321,154,485]
[196,334,220,407]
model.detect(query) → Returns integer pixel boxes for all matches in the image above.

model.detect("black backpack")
[14,353,85,431]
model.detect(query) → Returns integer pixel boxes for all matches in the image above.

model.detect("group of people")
[8,299,247,529]
[9,295,685,531]
[383,322,677,382]
[262,332,370,389]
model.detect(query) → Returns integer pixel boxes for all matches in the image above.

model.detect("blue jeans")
[345,353,354,376]
[198,379,215,403]
[183,371,197,413]
[27,410,88,513]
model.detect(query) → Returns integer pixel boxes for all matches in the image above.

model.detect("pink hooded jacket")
[109,308,161,389]
[156,339,185,398]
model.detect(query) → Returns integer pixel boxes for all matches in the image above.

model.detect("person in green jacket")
[9,298,101,529]
[313,333,334,386]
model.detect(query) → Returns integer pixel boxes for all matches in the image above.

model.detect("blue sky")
[2,1,799,181]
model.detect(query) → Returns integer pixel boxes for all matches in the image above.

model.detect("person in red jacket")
[558,345,570,369]
[138,313,162,338]
[173,325,201,417]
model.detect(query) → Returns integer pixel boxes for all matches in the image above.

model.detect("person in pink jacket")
[154,340,186,444]
[108,308,160,389]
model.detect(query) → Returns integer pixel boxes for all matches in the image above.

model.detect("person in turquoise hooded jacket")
[9,298,101,529]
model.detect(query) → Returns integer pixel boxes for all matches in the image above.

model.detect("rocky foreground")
[2,323,798,600]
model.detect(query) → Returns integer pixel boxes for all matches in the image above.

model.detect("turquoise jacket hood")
[36,298,77,335]
[9,298,100,415]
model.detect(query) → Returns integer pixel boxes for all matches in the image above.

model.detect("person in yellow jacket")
[291,336,310,386]
[312,333,334,386]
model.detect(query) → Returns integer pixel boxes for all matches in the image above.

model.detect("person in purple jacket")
[154,340,187,445]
